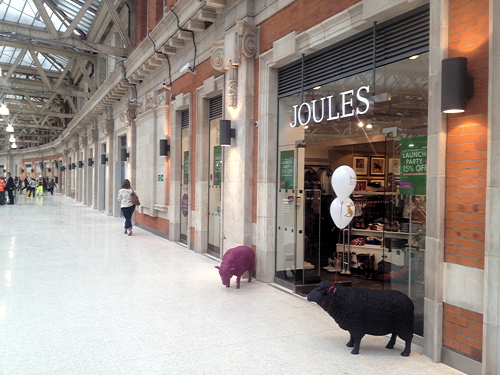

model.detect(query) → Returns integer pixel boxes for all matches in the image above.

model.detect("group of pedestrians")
[0,172,16,205]
[22,176,57,197]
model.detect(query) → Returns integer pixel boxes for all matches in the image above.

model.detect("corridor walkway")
[0,193,464,375]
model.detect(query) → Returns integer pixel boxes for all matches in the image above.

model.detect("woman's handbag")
[130,190,140,206]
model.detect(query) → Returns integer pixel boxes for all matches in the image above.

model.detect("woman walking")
[117,179,137,236]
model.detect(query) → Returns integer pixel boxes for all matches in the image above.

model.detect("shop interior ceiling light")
[9,134,15,143]
[6,122,14,132]
[11,142,17,149]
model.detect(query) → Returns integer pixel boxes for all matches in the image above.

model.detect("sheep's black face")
[307,281,331,304]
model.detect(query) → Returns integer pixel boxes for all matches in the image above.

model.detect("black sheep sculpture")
[307,281,414,356]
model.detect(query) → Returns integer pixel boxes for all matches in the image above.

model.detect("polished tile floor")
[0,193,464,375]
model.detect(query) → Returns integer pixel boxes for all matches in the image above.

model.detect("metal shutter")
[181,109,189,128]
[209,95,222,120]
[278,4,429,98]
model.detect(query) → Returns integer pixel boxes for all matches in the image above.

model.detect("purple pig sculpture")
[215,246,256,289]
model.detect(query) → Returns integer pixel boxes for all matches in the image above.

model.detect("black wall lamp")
[220,120,235,147]
[121,149,130,162]
[78,161,84,168]
[101,154,108,165]
[441,57,474,113]
[159,139,170,156]
[88,157,94,166]
[71,163,76,169]
[61,166,66,172]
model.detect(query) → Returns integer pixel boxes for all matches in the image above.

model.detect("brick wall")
[445,0,488,268]
[443,303,483,362]
[135,212,170,236]
[148,0,165,31]
[135,0,148,45]
[443,0,488,362]
[259,0,360,53]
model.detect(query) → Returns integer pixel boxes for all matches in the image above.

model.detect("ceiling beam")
[32,0,60,39]
[103,0,133,50]
[61,0,95,38]
[0,22,127,57]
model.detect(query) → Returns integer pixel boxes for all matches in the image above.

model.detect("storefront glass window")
[276,53,429,336]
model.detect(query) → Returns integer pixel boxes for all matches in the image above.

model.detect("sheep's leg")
[346,334,355,347]
[347,333,364,355]
[236,275,241,289]
[401,338,412,357]
[386,333,397,349]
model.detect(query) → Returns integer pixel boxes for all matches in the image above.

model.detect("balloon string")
[334,202,345,285]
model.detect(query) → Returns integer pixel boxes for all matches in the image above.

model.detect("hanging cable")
[118,60,138,101]
[148,31,172,88]
[170,6,197,73]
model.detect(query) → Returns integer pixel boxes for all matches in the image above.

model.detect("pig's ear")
[215,266,220,269]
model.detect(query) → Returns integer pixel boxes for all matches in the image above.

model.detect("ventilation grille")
[209,95,222,120]
[181,109,189,128]
[278,4,429,98]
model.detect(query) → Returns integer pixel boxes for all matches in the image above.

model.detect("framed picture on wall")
[370,157,385,175]
[352,156,368,175]
[388,157,401,175]
[354,180,367,191]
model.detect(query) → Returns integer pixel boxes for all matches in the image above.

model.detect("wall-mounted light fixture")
[120,149,130,162]
[61,166,66,172]
[159,139,170,156]
[68,164,72,171]
[78,161,83,168]
[88,157,94,167]
[220,120,235,147]
[48,168,51,173]
[441,57,474,113]
[71,163,76,169]
[101,154,108,165]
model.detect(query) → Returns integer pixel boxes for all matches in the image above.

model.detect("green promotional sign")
[183,151,189,185]
[400,136,427,195]
[213,146,222,186]
[280,150,295,190]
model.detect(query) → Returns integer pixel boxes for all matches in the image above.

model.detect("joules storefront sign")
[290,85,373,127]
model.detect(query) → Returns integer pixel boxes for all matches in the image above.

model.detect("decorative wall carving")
[211,40,226,72]
[100,120,114,136]
[79,133,87,149]
[88,128,99,143]
[209,22,257,108]
[157,91,168,107]
[236,20,257,60]
[72,138,79,152]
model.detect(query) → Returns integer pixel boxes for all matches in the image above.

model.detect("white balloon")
[331,165,357,200]
[330,197,355,229]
